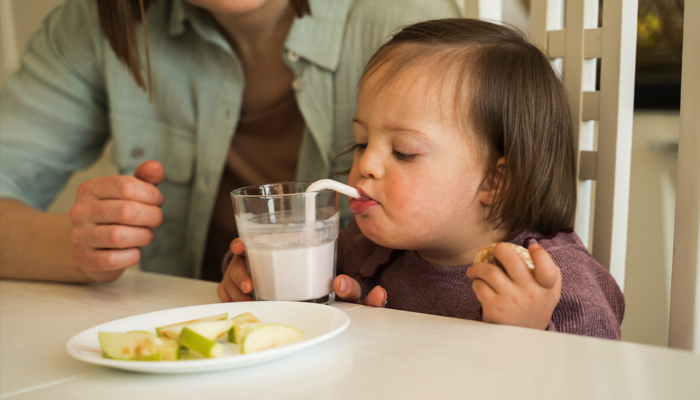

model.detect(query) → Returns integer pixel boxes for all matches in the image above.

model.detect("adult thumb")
[134,160,165,186]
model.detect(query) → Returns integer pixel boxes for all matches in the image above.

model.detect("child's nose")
[357,146,384,180]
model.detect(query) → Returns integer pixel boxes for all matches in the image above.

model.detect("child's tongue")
[348,197,378,215]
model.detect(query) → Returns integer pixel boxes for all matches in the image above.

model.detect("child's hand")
[466,242,561,330]
[333,275,387,307]
[217,238,254,302]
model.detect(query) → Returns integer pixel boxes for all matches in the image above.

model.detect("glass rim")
[230,181,334,198]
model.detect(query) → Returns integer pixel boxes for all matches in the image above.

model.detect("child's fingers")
[361,286,387,308]
[217,280,234,303]
[528,243,560,289]
[333,275,363,303]
[470,277,497,305]
[218,270,254,302]
[227,254,253,294]
[230,238,247,255]
[467,262,511,294]
[491,242,532,284]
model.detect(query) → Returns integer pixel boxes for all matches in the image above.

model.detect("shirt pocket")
[110,117,196,185]
[109,117,196,272]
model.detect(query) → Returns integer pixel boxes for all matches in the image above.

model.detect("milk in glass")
[246,240,336,301]
[235,209,339,303]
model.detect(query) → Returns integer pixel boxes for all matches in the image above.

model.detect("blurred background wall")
[0,0,684,348]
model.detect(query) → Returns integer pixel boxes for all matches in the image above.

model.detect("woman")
[0,0,459,283]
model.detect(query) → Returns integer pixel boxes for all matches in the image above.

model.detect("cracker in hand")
[473,243,535,271]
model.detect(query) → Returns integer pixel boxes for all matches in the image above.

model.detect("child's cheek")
[386,173,416,211]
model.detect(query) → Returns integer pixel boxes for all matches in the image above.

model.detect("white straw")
[304,180,360,231]
[306,179,360,198]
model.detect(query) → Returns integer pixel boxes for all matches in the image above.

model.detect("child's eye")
[393,150,417,162]
[352,143,368,153]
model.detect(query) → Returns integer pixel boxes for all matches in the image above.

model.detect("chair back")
[529,0,638,290]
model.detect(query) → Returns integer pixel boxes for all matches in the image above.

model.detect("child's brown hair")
[362,18,577,239]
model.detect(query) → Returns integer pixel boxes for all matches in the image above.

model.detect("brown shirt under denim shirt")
[202,91,304,282]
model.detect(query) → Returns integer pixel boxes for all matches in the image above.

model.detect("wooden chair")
[528,0,638,293]
[526,0,698,353]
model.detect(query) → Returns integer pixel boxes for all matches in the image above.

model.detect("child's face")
[348,63,498,264]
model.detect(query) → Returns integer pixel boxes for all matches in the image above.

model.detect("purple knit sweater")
[337,217,625,340]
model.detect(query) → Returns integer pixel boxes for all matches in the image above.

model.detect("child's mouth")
[348,188,378,215]
[349,197,378,214]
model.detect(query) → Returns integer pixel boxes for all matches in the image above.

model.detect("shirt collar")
[168,0,190,37]
[284,0,353,71]
[168,0,353,72]
[168,0,232,51]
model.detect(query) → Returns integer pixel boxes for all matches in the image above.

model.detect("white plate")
[66,301,350,374]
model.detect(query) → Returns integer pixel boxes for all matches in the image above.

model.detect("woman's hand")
[467,242,561,330]
[333,275,387,307]
[69,160,164,282]
[218,238,254,302]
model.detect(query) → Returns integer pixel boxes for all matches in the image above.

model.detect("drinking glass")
[231,182,339,304]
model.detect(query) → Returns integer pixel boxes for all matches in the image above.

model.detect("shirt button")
[131,147,144,159]
[286,50,300,63]
[292,78,304,91]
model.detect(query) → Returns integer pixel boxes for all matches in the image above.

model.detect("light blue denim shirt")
[0,0,460,278]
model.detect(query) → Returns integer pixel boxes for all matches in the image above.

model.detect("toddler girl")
[219,18,624,339]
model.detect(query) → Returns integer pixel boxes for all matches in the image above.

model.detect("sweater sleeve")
[523,230,625,340]
[0,0,109,209]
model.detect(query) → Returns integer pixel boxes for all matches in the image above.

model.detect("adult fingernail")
[382,288,388,306]
[529,243,541,250]
[339,277,349,293]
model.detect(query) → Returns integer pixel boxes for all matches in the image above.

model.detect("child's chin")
[356,219,394,248]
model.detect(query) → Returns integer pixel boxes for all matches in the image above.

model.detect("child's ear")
[479,157,505,206]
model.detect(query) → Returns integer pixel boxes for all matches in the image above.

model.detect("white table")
[1,270,698,399]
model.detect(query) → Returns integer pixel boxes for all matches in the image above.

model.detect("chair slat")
[546,30,566,58]
[584,28,603,59]
[578,150,598,181]
[590,0,637,287]
[668,0,700,353]
[582,90,600,121]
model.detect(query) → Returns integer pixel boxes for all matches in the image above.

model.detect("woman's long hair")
[95,0,312,99]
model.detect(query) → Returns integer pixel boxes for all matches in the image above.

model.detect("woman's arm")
[0,199,90,282]
[0,161,165,283]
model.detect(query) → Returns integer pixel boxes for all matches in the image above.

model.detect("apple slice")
[98,331,164,361]
[158,336,181,361]
[177,320,236,358]
[127,330,180,361]
[156,313,228,339]
[241,324,305,354]
[228,312,262,344]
